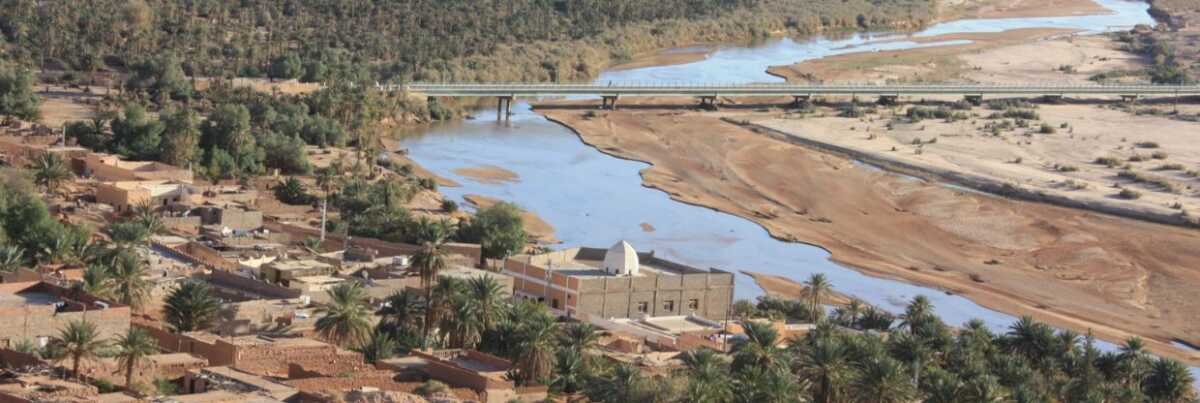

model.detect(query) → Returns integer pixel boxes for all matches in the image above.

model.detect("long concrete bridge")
[394,83,1200,119]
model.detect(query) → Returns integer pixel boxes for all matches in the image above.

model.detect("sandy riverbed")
[453,164,521,185]
[537,98,1200,365]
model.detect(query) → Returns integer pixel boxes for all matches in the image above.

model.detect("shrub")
[1055,164,1078,172]
[1129,154,1148,162]
[1095,157,1122,167]
[1151,151,1168,160]
[1155,163,1184,171]
[1039,123,1056,134]
[1135,141,1160,149]
[441,199,458,213]
[1117,189,1142,199]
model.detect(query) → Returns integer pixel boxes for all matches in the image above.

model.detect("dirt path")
[538,103,1200,365]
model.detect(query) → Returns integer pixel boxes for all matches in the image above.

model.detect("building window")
[688,299,700,310]
[663,300,675,312]
[551,299,560,309]
[636,302,649,313]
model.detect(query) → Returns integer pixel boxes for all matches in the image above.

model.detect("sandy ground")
[194,77,322,95]
[452,164,520,185]
[462,194,559,245]
[768,28,1140,84]
[35,85,108,128]
[538,100,1200,365]
[609,49,711,71]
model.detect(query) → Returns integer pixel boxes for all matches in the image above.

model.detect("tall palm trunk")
[125,361,135,388]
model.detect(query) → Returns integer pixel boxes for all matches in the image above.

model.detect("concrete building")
[183,366,298,401]
[0,282,130,346]
[95,180,195,213]
[260,260,336,288]
[193,205,264,231]
[80,152,193,182]
[502,241,734,320]
[378,349,525,403]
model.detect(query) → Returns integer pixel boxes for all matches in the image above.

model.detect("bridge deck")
[396,83,1200,97]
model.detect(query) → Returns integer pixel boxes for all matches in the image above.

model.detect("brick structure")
[0,135,88,167]
[82,353,209,386]
[183,366,298,401]
[502,241,734,320]
[0,282,130,346]
[260,259,335,287]
[143,330,366,378]
[378,349,515,403]
[80,153,193,182]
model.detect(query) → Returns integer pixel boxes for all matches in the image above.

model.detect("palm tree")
[549,348,586,394]
[107,251,150,310]
[514,311,557,385]
[315,282,373,347]
[163,281,221,332]
[850,356,915,403]
[732,321,782,372]
[888,330,931,386]
[798,337,853,403]
[963,374,1009,403]
[1118,336,1151,387]
[681,349,733,403]
[412,241,446,346]
[315,167,340,242]
[558,322,600,353]
[444,296,481,349]
[465,275,506,332]
[358,327,398,364]
[899,295,933,331]
[1141,357,1196,403]
[587,363,644,402]
[57,319,106,380]
[114,328,158,388]
[78,264,113,299]
[377,289,424,335]
[33,152,72,195]
[735,364,802,403]
[803,273,833,318]
[132,202,165,235]
[0,245,25,273]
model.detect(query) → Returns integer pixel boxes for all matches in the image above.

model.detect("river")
[398,0,1198,380]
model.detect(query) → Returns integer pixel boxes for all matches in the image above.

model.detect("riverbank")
[462,194,559,245]
[536,101,1200,365]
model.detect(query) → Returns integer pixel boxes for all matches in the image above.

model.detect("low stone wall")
[207,269,301,300]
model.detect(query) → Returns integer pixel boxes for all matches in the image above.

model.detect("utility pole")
[319,196,328,242]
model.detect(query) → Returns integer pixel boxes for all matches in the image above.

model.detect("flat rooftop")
[267,260,332,271]
[516,246,713,278]
[0,290,60,308]
[103,180,187,196]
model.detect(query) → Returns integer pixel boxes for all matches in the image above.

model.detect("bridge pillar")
[699,96,719,110]
[792,95,811,108]
[497,96,514,121]
[877,95,899,106]
[964,95,983,106]
[1042,94,1064,104]
[602,95,620,110]
[1120,94,1139,103]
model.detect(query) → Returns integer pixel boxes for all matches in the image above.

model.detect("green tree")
[0,66,40,122]
[57,319,106,380]
[466,275,507,332]
[200,104,258,174]
[799,337,853,403]
[105,250,151,310]
[558,322,600,354]
[114,328,158,389]
[0,245,25,273]
[513,309,557,385]
[803,273,833,320]
[158,108,201,167]
[550,348,587,394]
[78,264,113,299]
[1141,357,1196,403]
[412,240,447,346]
[110,104,165,161]
[315,282,372,347]
[732,321,783,373]
[358,327,398,364]
[163,281,220,332]
[274,177,313,205]
[32,153,72,195]
[65,118,109,151]
[107,221,150,247]
[681,349,733,403]
[457,202,527,268]
[850,356,915,403]
[126,55,192,102]
[269,54,303,81]
[377,289,425,335]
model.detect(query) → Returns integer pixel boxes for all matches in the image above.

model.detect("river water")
[398,0,1196,378]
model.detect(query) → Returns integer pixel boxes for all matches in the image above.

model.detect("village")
[0,122,814,403]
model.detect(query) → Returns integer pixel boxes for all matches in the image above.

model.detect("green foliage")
[163,281,220,333]
[154,379,179,396]
[110,104,165,161]
[65,119,109,151]
[274,177,314,205]
[32,152,72,194]
[125,55,193,103]
[457,202,529,262]
[269,54,303,81]
[158,108,201,167]
[0,66,40,122]
[905,106,967,122]
[315,282,373,347]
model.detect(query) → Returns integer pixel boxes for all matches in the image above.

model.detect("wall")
[177,242,238,271]
[207,270,301,300]
[0,283,130,343]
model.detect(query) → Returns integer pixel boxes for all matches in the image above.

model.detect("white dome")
[602,240,640,276]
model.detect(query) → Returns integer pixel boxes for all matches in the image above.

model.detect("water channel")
[398,0,1198,380]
